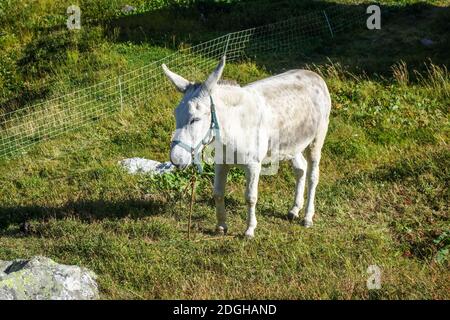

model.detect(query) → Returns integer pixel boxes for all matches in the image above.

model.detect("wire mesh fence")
[0,5,367,159]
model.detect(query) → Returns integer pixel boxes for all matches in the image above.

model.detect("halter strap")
[172,95,220,173]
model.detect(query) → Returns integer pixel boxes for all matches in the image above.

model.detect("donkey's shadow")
[0,197,168,233]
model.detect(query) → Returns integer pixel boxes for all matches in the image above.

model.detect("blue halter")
[172,96,221,173]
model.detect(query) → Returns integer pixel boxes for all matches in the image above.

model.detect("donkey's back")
[245,69,331,159]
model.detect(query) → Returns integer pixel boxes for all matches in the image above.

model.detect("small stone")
[122,5,136,13]
[420,38,435,47]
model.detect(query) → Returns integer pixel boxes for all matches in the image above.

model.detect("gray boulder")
[0,256,99,300]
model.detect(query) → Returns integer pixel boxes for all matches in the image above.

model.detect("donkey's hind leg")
[288,153,307,221]
[303,125,328,227]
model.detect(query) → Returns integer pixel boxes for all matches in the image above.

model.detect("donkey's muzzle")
[170,142,192,170]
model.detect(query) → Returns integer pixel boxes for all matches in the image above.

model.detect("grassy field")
[0,0,449,299]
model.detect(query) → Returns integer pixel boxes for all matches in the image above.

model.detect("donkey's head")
[162,56,226,169]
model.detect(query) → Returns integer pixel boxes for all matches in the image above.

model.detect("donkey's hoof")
[244,229,255,239]
[303,219,313,228]
[287,211,298,222]
[215,225,228,235]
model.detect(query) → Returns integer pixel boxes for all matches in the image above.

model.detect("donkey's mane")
[189,79,240,92]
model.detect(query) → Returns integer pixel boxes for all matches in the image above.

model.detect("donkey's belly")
[274,110,319,159]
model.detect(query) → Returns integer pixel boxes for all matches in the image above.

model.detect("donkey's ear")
[203,56,226,93]
[162,64,191,93]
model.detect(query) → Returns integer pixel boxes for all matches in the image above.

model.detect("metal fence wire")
[0,5,367,159]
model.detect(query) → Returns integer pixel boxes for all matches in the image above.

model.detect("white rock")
[119,157,175,175]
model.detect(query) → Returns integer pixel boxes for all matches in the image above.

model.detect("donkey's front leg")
[243,163,262,238]
[214,164,230,234]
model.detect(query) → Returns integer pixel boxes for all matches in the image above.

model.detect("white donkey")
[162,56,331,237]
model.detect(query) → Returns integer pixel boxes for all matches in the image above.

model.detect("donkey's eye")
[190,117,201,125]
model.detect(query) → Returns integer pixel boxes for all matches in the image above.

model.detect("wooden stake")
[193,235,235,243]
[187,174,197,240]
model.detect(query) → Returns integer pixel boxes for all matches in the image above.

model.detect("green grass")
[0,0,449,299]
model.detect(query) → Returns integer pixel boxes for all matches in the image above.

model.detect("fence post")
[118,75,123,112]
[224,33,231,57]
[323,10,334,38]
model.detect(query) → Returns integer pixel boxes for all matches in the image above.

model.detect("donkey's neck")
[212,85,267,147]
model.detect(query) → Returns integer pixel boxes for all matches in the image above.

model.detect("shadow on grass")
[0,190,248,235]
[0,197,169,231]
